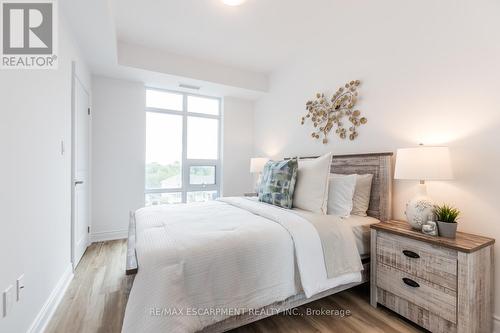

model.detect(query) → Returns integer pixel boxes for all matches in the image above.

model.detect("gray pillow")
[258,158,298,209]
[352,174,374,216]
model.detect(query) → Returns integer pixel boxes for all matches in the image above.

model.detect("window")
[189,166,216,185]
[145,89,221,206]
[187,117,218,159]
[146,89,183,111]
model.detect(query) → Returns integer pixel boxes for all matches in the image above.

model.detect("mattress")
[124,199,363,333]
[344,215,379,255]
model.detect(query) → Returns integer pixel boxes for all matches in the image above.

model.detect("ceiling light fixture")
[221,0,247,6]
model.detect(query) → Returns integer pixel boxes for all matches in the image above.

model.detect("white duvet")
[122,197,362,333]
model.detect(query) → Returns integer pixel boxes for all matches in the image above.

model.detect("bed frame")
[126,152,393,332]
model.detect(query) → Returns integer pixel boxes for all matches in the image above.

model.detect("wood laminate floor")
[46,240,425,333]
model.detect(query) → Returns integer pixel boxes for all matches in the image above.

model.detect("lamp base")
[254,173,262,193]
[405,195,434,230]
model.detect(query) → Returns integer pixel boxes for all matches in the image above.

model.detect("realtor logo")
[1,0,58,69]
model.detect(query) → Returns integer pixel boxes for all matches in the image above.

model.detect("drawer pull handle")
[402,250,420,259]
[402,277,420,288]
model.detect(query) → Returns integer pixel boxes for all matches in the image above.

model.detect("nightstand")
[370,220,495,333]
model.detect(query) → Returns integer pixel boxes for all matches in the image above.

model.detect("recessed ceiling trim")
[117,41,269,93]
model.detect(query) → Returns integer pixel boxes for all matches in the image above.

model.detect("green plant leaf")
[434,204,460,223]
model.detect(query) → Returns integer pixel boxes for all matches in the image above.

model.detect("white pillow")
[327,174,357,217]
[292,153,332,214]
[332,173,373,216]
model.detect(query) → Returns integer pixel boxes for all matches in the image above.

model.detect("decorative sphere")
[405,195,434,230]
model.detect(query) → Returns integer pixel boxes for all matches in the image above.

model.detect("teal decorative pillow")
[258,158,298,209]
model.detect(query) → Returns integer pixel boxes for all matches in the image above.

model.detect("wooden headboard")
[291,152,393,221]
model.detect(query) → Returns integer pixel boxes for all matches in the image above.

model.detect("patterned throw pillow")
[258,158,298,209]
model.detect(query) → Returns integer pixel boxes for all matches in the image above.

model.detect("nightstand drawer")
[376,231,457,290]
[377,289,457,333]
[376,263,457,324]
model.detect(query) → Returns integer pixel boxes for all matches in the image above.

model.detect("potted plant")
[434,204,460,238]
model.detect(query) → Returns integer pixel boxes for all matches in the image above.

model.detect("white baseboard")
[493,315,500,333]
[90,229,128,242]
[27,264,73,333]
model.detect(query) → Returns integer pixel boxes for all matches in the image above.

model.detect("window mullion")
[217,100,222,197]
[181,94,188,203]
[146,107,184,116]
[185,159,218,165]
[145,188,182,194]
[186,184,218,192]
[185,112,219,119]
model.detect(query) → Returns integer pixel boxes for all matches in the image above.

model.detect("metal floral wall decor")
[301,80,367,144]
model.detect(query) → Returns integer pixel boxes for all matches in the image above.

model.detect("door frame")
[71,61,91,271]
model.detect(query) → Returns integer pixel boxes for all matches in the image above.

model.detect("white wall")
[91,77,145,241]
[222,97,255,196]
[0,14,91,333]
[253,0,500,325]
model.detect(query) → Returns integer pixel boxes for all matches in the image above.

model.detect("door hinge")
[88,108,91,116]
[87,226,90,233]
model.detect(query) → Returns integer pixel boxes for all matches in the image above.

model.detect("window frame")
[144,87,222,204]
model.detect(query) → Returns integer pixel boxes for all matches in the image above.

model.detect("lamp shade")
[394,146,453,181]
[250,157,269,173]
[222,0,247,5]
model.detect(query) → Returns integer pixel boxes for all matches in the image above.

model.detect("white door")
[72,73,90,269]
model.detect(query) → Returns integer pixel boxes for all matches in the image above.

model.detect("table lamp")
[394,146,453,230]
[250,157,269,192]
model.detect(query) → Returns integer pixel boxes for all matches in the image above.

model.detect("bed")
[123,152,392,333]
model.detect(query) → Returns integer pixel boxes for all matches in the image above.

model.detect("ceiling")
[67,0,486,99]
[63,0,278,99]
[110,0,337,74]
